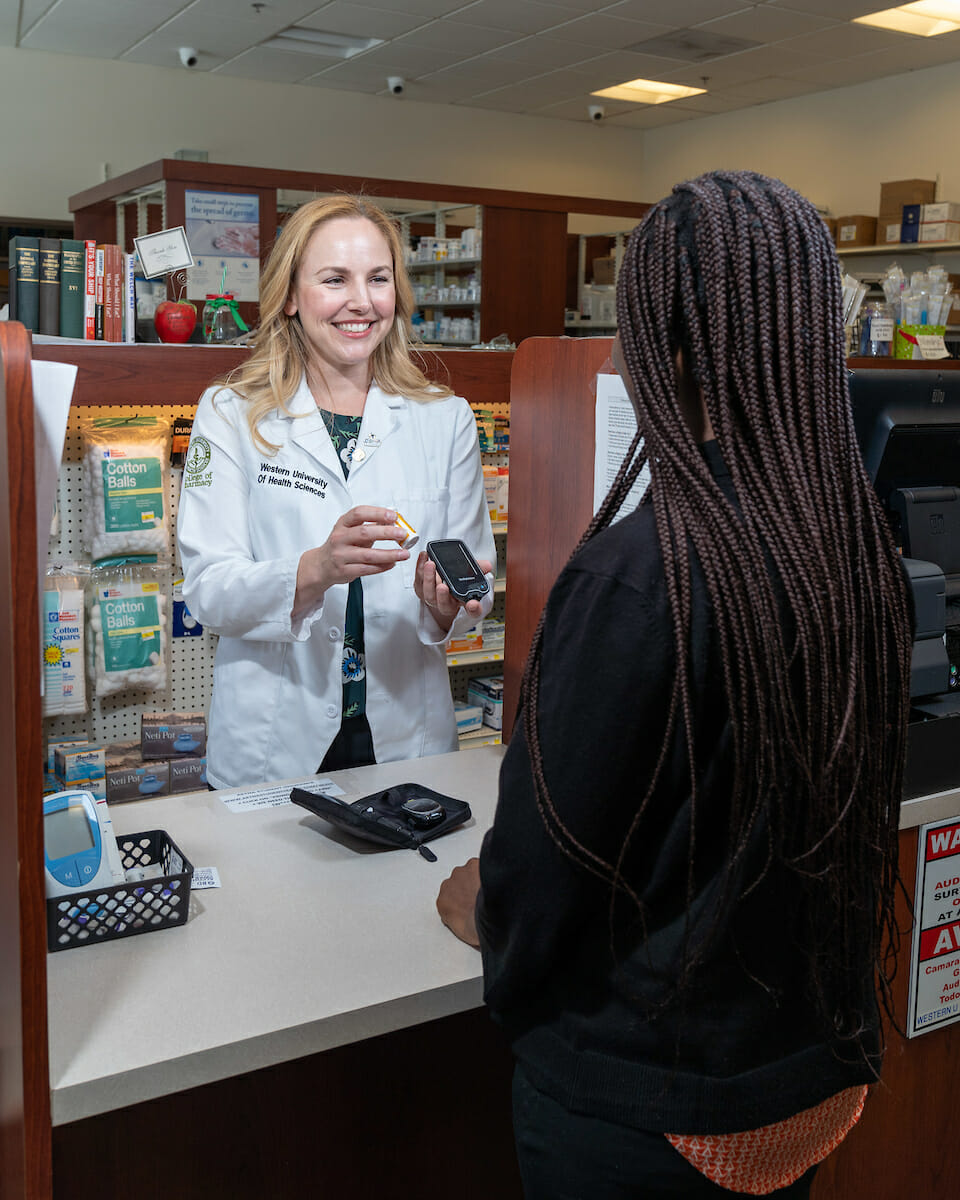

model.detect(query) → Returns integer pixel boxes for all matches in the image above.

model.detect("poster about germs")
[908,816,960,1036]
[185,190,259,302]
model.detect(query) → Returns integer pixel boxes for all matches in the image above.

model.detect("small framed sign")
[134,226,194,279]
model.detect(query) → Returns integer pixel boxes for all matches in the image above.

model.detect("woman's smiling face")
[285,216,396,382]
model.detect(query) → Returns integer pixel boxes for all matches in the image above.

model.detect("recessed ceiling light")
[591,78,707,105]
[853,1,960,36]
[261,26,384,58]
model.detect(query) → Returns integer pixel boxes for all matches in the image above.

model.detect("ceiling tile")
[23,17,164,57]
[763,0,884,16]
[669,88,759,112]
[779,22,917,57]
[299,58,395,88]
[295,3,431,39]
[720,73,826,101]
[424,55,539,88]
[19,0,59,34]
[607,0,751,23]
[544,12,675,49]
[562,50,701,88]
[531,94,637,119]
[694,6,839,41]
[211,46,331,82]
[443,0,587,36]
[7,0,960,130]
[391,20,520,54]
[305,0,472,13]
[604,102,702,127]
[478,33,602,68]
[342,40,464,73]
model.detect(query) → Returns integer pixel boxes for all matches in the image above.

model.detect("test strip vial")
[395,512,419,549]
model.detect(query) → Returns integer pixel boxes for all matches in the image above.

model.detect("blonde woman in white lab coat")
[178,196,495,789]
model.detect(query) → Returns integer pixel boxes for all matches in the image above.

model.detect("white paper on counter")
[593,372,649,518]
[221,777,345,814]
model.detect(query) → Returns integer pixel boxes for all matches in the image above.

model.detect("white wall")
[0,45,648,221]
[640,60,960,218]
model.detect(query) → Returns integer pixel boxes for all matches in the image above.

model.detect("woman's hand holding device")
[416,539,492,631]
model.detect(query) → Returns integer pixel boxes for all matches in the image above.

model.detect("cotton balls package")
[42,563,91,717]
[87,561,169,698]
[81,415,173,562]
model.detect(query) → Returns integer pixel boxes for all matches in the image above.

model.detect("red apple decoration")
[154,299,197,343]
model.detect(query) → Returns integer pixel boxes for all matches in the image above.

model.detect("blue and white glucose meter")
[43,789,126,897]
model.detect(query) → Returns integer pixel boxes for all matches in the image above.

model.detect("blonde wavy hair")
[216,194,452,453]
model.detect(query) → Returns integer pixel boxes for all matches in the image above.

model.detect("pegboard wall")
[44,402,214,751]
[43,398,511,754]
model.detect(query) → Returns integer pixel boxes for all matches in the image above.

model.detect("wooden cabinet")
[67,160,648,347]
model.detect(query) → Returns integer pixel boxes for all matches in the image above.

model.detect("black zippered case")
[290,782,471,862]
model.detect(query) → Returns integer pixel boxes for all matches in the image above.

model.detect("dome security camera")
[387,76,405,95]
[179,47,199,68]
[588,104,605,122]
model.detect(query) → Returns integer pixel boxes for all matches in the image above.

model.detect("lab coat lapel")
[287,375,349,486]
[350,384,406,475]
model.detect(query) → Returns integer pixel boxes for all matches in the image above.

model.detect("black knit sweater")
[476,442,882,1134]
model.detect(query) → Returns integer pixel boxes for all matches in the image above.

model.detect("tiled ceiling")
[8,0,960,126]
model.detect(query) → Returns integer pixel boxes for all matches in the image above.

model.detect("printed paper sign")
[908,817,960,1036]
[594,371,650,518]
[185,190,260,301]
[134,226,194,278]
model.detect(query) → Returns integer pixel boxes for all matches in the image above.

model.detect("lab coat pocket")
[394,487,450,588]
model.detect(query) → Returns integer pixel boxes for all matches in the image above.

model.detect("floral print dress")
[323,411,366,721]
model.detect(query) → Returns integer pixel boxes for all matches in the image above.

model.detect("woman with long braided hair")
[437,170,911,1198]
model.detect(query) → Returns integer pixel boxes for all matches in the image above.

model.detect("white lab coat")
[177,375,495,789]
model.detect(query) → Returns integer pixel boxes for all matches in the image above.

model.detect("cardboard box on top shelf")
[919,221,960,243]
[879,179,937,212]
[592,256,616,285]
[920,201,960,224]
[835,215,877,248]
[822,216,837,240]
[876,212,905,245]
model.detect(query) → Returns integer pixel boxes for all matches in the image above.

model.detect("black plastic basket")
[46,829,193,953]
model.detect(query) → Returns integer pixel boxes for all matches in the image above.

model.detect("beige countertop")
[46,746,505,1126]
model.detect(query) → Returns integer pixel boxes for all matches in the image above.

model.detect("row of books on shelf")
[8,236,137,342]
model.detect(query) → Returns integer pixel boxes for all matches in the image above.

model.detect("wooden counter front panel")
[503,336,614,738]
[0,323,52,1200]
[52,1008,522,1200]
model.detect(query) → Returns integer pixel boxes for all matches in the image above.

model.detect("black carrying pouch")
[289,782,471,862]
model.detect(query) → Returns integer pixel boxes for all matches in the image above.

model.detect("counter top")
[47,746,505,1126]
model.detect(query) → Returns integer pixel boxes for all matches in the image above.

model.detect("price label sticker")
[192,866,221,889]
[916,334,949,360]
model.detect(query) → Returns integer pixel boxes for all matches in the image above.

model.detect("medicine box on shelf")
[454,700,484,735]
[467,675,504,730]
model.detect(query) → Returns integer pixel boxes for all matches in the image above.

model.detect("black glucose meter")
[43,788,127,897]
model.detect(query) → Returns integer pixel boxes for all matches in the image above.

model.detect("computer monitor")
[848,367,960,718]
[847,367,960,511]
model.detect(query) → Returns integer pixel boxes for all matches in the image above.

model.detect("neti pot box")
[141,711,207,759]
[467,674,504,730]
[835,215,877,248]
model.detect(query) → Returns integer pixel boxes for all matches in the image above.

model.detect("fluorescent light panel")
[853,1,960,35]
[262,26,384,58]
[591,78,706,105]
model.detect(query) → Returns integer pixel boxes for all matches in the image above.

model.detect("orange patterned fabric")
[665,1085,868,1194]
